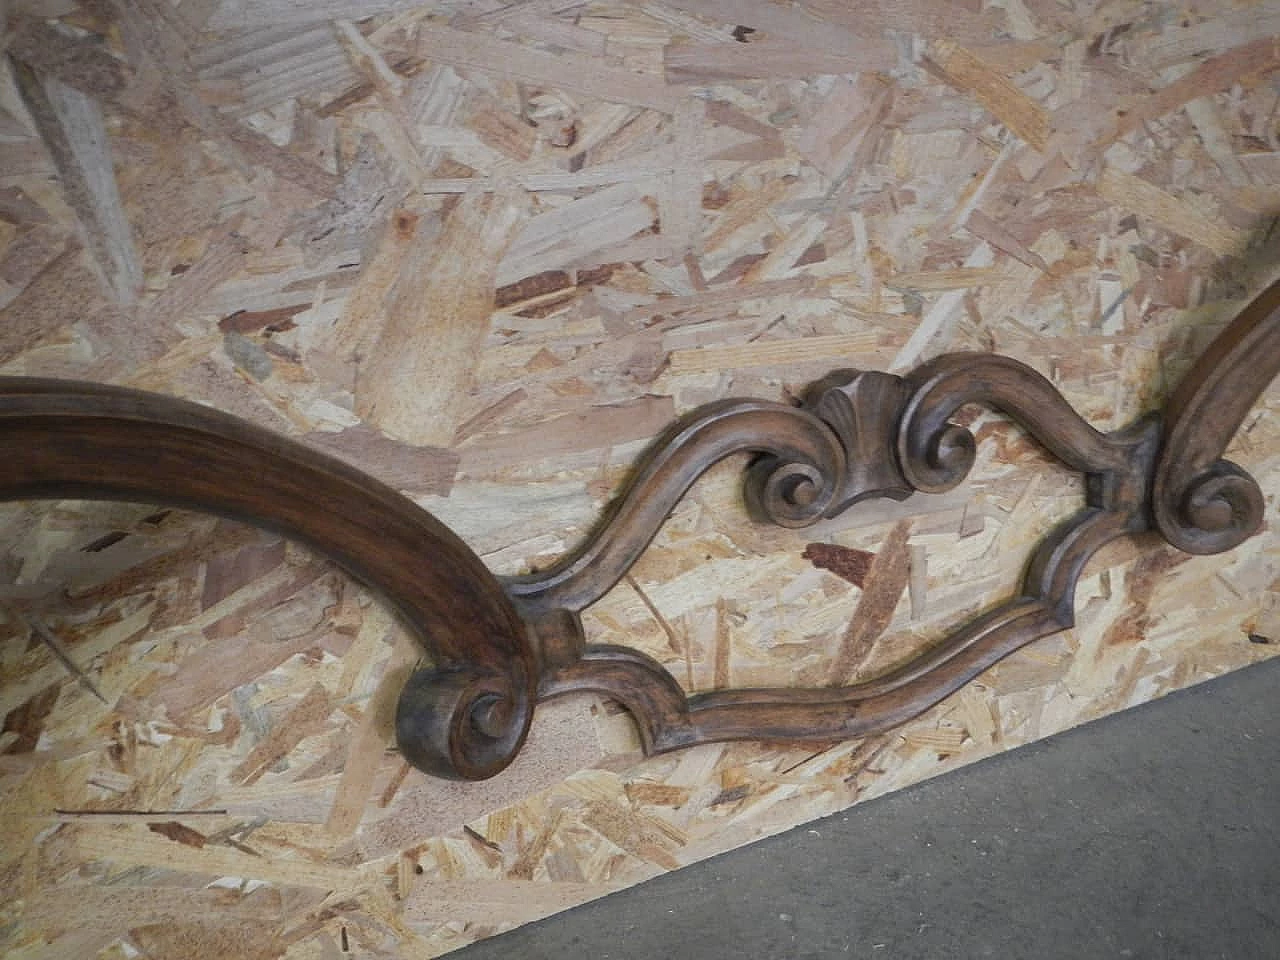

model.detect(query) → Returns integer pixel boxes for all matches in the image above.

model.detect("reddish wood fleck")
[828,520,914,684]
[2,684,59,754]
[803,542,874,587]
[218,304,305,335]
[148,821,207,848]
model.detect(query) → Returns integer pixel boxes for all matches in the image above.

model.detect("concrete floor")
[451,655,1280,959]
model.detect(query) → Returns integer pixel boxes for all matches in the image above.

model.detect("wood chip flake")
[624,276,816,325]
[11,63,141,304]
[793,75,891,180]
[498,181,657,285]
[1146,14,1280,70]
[357,183,528,445]
[667,0,897,63]
[890,267,1012,292]
[891,242,997,372]
[138,225,251,334]
[1103,36,1280,148]
[667,332,882,374]
[74,828,370,892]
[331,208,419,363]
[665,39,886,81]
[20,886,283,931]
[930,39,1051,151]
[415,23,681,114]
[1184,98,1251,188]
[829,519,913,684]
[660,98,706,258]
[1096,167,1251,259]
[230,682,334,785]
[325,634,418,839]
[901,725,970,752]
[457,395,676,473]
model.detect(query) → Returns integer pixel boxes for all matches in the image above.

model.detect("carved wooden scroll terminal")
[2,277,1277,781]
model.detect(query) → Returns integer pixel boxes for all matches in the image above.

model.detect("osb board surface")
[1,0,1278,956]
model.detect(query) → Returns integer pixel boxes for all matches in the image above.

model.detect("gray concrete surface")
[452,655,1280,959]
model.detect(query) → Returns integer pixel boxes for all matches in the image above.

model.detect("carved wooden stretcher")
[2,278,1277,781]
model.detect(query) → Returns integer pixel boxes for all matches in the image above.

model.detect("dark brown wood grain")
[539,374,1162,755]
[505,369,912,617]
[504,398,847,616]
[0,378,534,781]
[1,276,1276,780]
[1154,280,1280,554]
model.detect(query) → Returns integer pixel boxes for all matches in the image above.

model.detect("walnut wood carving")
[2,278,1277,781]
[0,379,535,780]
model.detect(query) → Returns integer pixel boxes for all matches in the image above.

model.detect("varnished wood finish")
[507,369,913,619]
[539,374,1162,753]
[0,378,535,781]
[506,398,847,617]
[899,353,1150,496]
[2,277,1276,780]
[1154,281,1280,554]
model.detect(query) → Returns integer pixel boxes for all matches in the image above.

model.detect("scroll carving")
[1153,281,1280,555]
[535,364,1162,754]
[2,277,1276,781]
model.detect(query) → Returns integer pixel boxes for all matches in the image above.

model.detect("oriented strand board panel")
[2,0,1279,956]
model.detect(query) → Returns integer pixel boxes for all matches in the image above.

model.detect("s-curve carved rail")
[2,277,1277,780]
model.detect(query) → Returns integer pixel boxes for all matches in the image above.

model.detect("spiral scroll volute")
[899,420,977,494]
[740,399,852,528]
[395,660,534,781]
[744,456,839,528]
[1157,459,1266,556]
[896,373,980,495]
[744,370,921,523]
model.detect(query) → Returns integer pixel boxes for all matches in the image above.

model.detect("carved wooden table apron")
[2,278,1278,781]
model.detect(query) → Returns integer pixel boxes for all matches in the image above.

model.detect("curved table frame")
[2,278,1277,781]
